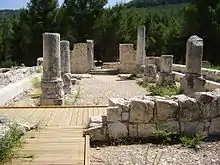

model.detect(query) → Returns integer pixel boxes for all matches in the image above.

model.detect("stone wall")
[173,64,220,82]
[85,90,220,140]
[119,44,137,73]
[70,43,93,74]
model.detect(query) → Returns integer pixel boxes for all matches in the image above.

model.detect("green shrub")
[137,81,183,96]
[0,59,16,68]
[153,129,180,144]
[0,126,23,163]
[180,133,206,149]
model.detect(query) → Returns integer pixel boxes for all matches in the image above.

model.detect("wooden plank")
[84,135,90,165]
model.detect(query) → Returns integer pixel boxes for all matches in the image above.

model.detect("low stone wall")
[0,73,41,106]
[0,66,41,89]
[119,44,137,73]
[85,90,220,140]
[102,62,120,69]
[173,64,220,82]
[174,71,220,91]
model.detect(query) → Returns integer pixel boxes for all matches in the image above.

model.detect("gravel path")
[73,75,147,105]
[91,142,220,165]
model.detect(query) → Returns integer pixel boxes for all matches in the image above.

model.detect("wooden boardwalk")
[0,106,107,165]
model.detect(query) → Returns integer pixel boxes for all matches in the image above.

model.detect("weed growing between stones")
[137,81,183,96]
[0,126,24,163]
[153,129,206,150]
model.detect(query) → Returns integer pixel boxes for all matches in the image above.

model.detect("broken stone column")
[87,40,94,70]
[136,26,146,76]
[180,35,206,96]
[60,40,72,94]
[40,33,64,106]
[157,55,175,87]
[143,64,158,83]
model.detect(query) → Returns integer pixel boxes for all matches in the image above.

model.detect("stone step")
[89,68,119,75]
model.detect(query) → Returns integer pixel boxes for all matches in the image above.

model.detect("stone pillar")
[180,35,206,95]
[136,26,146,76]
[87,40,94,70]
[143,64,158,83]
[40,33,64,106]
[60,40,72,94]
[157,55,175,87]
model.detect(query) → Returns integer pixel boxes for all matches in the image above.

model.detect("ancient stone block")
[180,75,206,96]
[156,120,180,133]
[130,98,155,124]
[119,44,137,74]
[137,124,156,137]
[63,73,72,94]
[84,126,107,141]
[108,122,128,139]
[157,72,175,87]
[89,116,106,128]
[160,55,173,73]
[86,40,94,70]
[178,95,200,122]
[196,92,216,105]
[180,121,204,136]
[129,124,138,137]
[145,57,160,71]
[155,98,179,121]
[209,118,220,136]
[121,112,129,121]
[143,64,158,83]
[109,98,130,112]
[107,106,121,122]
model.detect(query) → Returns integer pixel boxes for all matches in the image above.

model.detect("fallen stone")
[196,92,216,105]
[84,125,107,141]
[109,98,130,112]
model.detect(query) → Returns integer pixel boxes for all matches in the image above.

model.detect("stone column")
[40,33,64,106]
[157,55,175,87]
[143,64,158,83]
[87,40,94,70]
[180,35,206,95]
[60,40,72,94]
[136,26,146,76]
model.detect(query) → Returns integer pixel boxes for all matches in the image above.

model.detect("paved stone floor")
[73,75,147,105]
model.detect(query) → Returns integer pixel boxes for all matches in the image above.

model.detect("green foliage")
[180,133,206,149]
[31,77,41,89]
[153,129,206,149]
[0,125,23,163]
[153,129,180,144]
[137,81,183,96]
[0,59,16,68]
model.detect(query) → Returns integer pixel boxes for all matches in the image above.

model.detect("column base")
[40,98,64,106]
[157,72,175,87]
[180,74,206,96]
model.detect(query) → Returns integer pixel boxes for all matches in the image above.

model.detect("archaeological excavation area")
[1,26,220,164]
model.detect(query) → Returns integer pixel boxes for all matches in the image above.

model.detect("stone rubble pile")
[84,89,220,141]
[0,66,41,89]
[0,116,36,138]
